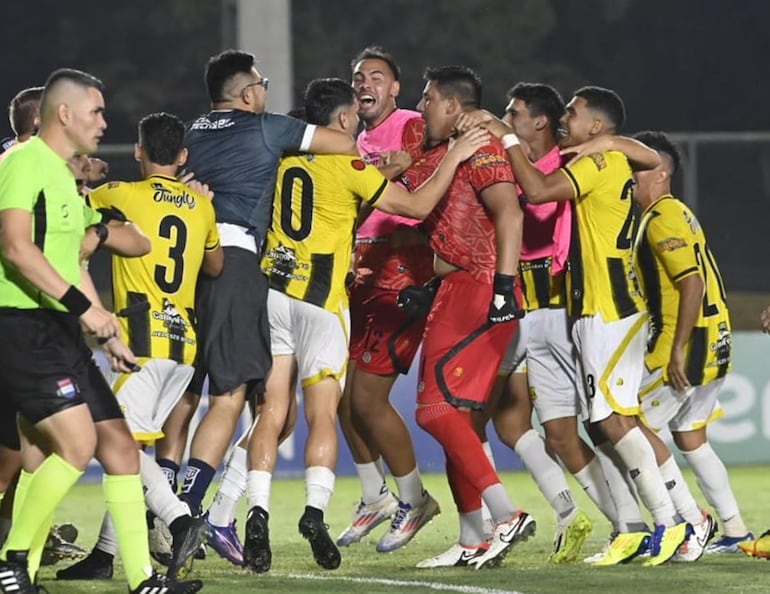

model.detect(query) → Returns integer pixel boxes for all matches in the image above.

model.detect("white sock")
[595,443,647,532]
[481,483,516,524]
[614,427,677,527]
[139,450,190,525]
[94,512,119,556]
[393,467,424,507]
[682,442,747,536]
[658,456,702,525]
[305,466,335,512]
[246,470,272,512]
[480,442,496,526]
[459,509,487,546]
[208,445,247,528]
[514,429,576,522]
[355,460,387,505]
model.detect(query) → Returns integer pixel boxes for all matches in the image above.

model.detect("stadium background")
[2,0,770,475]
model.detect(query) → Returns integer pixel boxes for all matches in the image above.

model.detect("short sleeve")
[203,202,221,251]
[466,140,515,193]
[82,203,102,227]
[343,159,389,206]
[89,181,127,211]
[646,210,700,282]
[560,152,610,199]
[262,112,308,155]
[0,151,42,212]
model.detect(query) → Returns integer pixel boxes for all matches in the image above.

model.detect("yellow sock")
[26,512,53,581]
[0,470,31,557]
[103,474,152,589]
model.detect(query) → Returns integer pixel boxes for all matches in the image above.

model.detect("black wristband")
[493,272,516,294]
[59,285,92,316]
[92,222,109,249]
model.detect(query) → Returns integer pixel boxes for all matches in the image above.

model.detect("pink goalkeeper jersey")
[356,109,422,239]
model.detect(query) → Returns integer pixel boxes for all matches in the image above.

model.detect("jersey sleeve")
[82,203,102,227]
[89,181,128,211]
[402,117,425,157]
[343,159,389,207]
[0,151,43,212]
[203,201,221,251]
[262,112,308,155]
[560,151,611,199]
[466,140,516,193]
[646,208,700,282]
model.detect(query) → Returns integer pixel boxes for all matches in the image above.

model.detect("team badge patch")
[108,181,120,189]
[350,159,366,171]
[588,152,606,171]
[56,378,78,399]
[655,237,687,252]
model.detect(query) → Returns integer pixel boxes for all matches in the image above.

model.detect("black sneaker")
[298,507,341,570]
[0,550,33,594]
[243,506,271,573]
[168,516,208,580]
[129,571,203,594]
[41,527,88,566]
[56,548,114,580]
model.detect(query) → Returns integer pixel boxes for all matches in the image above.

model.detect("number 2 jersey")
[634,195,731,385]
[261,155,388,313]
[89,175,220,365]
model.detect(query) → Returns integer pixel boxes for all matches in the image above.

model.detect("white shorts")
[639,366,725,432]
[527,308,586,423]
[498,315,528,376]
[268,289,350,388]
[571,311,647,423]
[110,359,194,443]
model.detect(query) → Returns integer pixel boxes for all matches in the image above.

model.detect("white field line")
[288,573,526,594]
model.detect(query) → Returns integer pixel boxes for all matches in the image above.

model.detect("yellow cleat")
[591,531,649,566]
[738,530,770,560]
[644,523,692,566]
[550,510,593,564]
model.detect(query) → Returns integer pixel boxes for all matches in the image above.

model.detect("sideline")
[289,573,526,594]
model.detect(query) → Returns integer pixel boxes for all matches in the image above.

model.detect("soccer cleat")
[0,551,34,594]
[705,532,755,554]
[148,513,173,567]
[375,493,440,553]
[738,530,770,559]
[41,527,88,566]
[56,549,114,580]
[550,509,593,564]
[298,509,341,570]
[168,516,208,580]
[416,543,488,568]
[643,522,692,566]
[206,516,244,566]
[53,523,79,544]
[590,531,650,566]
[672,512,717,562]
[336,493,399,547]
[129,570,203,594]
[470,511,537,569]
[243,506,271,574]
[583,532,617,564]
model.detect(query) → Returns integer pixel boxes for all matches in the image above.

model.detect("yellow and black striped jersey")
[634,195,731,385]
[560,151,645,321]
[261,154,388,313]
[519,257,566,311]
[89,175,220,365]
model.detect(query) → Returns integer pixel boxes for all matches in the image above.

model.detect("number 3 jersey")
[634,195,731,385]
[89,175,220,365]
[261,154,388,313]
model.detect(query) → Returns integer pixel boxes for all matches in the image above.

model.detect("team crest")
[589,152,606,171]
[350,159,366,171]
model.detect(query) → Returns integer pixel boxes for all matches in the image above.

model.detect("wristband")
[92,222,109,249]
[501,133,520,150]
[59,285,92,316]
[493,272,516,294]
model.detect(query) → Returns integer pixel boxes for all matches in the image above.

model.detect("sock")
[0,470,30,551]
[573,455,619,527]
[480,483,517,524]
[479,441,496,527]
[94,512,119,556]
[2,455,82,555]
[514,429,576,522]
[393,467,424,507]
[614,428,677,527]
[246,470,272,513]
[658,456,702,525]
[139,451,190,526]
[156,458,180,493]
[305,466,335,512]
[208,445,247,527]
[179,458,216,513]
[459,509,487,546]
[595,443,647,532]
[682,442,747,536]
[103,474,153,590]
[25,511,53,582]
[354,460,388,505]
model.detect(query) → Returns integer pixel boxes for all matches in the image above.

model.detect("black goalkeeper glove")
[488,273,525,324]
[397,276,441,320]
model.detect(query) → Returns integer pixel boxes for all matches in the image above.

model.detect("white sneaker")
[376,493,440,553]
[672,511,717,562]
[470,511,536,569]
[336,492,399,547]
[416,543,488,568]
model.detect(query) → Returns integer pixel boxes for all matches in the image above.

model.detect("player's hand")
[380,150,412,176]
[488,273,525,324]
[80,306,121,340]
[87,158,109,183]
[667,345,691,393]
[561,136,616,166]
[455,110,511,139]
[447,127,492,162]
[179,171,214,199]
[101,336,141,373]
[398,276,441,319]
[761,305,770,334]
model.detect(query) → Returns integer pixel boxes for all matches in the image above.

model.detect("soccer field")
[40,466,769,594]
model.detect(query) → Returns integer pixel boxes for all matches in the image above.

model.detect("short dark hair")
[286,107,307,122]
[633,130,681,175]
[351,46,400,81]
[304,78,356,126]
[507,82,565,135]
[138,112,185,166]
[206,49,255,102]
[574,85,626,131]
[8,86,43,136]
[423,65,482,109]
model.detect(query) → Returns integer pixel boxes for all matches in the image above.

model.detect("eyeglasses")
[241,78,269,94]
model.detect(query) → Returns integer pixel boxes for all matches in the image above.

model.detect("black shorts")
[0,405,19,450]
[189,247,271,399]
[0,309,123,427]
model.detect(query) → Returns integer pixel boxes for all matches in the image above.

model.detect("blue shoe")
[705,532,755,554]
[206,516,244,566]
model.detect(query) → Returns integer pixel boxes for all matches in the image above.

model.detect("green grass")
[40,466,770,594]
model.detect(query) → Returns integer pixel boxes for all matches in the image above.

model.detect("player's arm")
[564,136,661,171]
[668,272,704,392]
[201,244,224,277]
[306,126,358,156]
[761,305,770,335]
[81,198,151,259]
[376,150,412,181]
